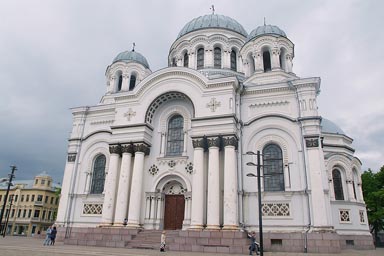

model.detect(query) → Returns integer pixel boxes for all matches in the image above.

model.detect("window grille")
[263,144,284,191]
[166,115,184,156]
[90,155,106,194]
[332,169,344,200]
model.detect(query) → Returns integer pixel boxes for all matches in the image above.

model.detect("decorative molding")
[305,138,319,148]
[134,143,150,155]
[121,144,134,154]
[67,153,77,162]
[90,120,114,125]
[249,100,289,108]
[192,138,205,149]
[157,157,188,165]
[207,137,220,148]
[339,209,351,223]
[185,162,194,174]
[109,145,121,155]
[148,164,159,176]
[223,136,238,149]
[262,203,290,217]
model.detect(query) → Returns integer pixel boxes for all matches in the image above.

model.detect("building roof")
[177,14,248,39]
[112,50,150,69]
[247,24,287,41]
[321,118,346,135]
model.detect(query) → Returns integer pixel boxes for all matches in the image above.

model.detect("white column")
[182,130,188,155]
[121,74,129,91]
[284,164,291,189]
[205,47,213,68]
[255,51,263,73]
[56,153,76,226]
[101,145,121,226]
[189,52,195,69]
[107,76,115,93]
[127,144,149,228]
[206,137,220,229]
[223,136,239,230]
[113,144,133,226]
[84,172,90,193]
[329,177,335,200]
[223,49,230,69]
[156,194,163,221]
[189,138,205,229]
[346,180,356,201]
[160,132,166,157]
[150,195,156,219]
[271,48,280,70]
[286,54,293,73]
[145,194,151,219]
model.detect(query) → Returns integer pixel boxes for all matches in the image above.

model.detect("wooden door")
[163,195,185,230]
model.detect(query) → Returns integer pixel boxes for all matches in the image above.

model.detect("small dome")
[36,171,51,177]
[177,14,248,39]
[321,118,345,135]
[247,24,287,41]
[113,50,150,69]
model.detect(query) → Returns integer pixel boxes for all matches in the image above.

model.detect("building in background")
[56,12,373,253]
[0,172,60,236]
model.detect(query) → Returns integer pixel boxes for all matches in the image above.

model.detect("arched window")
[214,47,221,68]
[263,144,284,191]
[197,48,204,69]
[332,169,344,200]
[183,52,189,67]
[90,154,106,194]
[263,50,271,72]
[117,74,123,91]
[129,74,136,91]
[230,51,237,71]
[166,115,184,156]
[171,58,177,67]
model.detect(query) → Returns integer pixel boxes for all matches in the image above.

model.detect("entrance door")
[164,195,185,230]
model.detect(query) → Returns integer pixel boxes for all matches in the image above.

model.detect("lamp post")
[3,195,13,237]
[246,151,263,256]
[0,165,16,236]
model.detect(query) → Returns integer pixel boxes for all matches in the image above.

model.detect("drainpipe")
[236,81,245,228]
[287,80,311,253]
[65,106,89,238]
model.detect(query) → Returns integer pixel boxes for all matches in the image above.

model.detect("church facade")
[56,13,373,252]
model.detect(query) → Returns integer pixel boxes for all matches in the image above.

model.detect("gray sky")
[0,0,383,182]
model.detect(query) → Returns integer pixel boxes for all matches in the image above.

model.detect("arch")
[197,47,204,69]
[166,115,184,156]
[90,154,106,194]
[332,168,345,200]
[145,91,195,124]
[153,173,191,193]
[263,143,285,191]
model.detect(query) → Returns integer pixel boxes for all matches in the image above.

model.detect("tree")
[361,166,384,246]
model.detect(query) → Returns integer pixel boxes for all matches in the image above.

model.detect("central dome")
[177,14,248,39]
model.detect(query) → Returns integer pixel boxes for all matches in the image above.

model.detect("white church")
[56,12,373,253]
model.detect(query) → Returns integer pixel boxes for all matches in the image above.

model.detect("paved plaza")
[0,236,382,256]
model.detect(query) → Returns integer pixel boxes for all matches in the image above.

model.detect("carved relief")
[192,138,205,149]
[206,97,221,112]
[109,145,121,154]
[305,138,319,148]
[134,143,150,155]
[223,136,238,149]
[121,144,134,154]
[207,137,220,148]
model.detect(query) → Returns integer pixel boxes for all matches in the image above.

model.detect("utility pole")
[0,165,17,235]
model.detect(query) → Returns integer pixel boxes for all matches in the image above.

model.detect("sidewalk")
[0,236,382,256]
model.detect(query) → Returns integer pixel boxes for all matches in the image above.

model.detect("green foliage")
[362,166,384,244]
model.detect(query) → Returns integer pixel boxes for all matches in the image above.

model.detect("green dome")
[247,24,287,41]
[113,50,150,69]
[177,14,248,39]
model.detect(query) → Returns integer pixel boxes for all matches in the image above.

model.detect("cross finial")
[264,17,266,26]
[210,5,215,14]
[132,42,136,52]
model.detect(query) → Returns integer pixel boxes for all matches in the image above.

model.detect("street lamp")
[246,151,264,256]
[0,165,17,236]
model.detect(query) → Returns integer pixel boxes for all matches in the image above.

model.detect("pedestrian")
[50,226,57,245]
[43,226,52,246]
[247,231,259,255]
[160,231,166,252]
[123,218,128,226]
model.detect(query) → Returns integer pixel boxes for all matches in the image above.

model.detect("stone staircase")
[126,230,179,250]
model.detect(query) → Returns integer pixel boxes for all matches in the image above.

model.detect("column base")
[99,223,113,227]
[113,223,125,227]
[188,224,204,230]
[205,225,220,230]
[222,225,239,231]
[126,222,141,229]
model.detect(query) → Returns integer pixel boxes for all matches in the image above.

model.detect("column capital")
[134,143,150,155]
[207,137,220,148]
[67,153,77,162]
[192,138,206,149]
[223,136,238,149]
[121,144,134,154]
[109,144,121,155]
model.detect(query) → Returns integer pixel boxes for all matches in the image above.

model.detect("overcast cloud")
[0,0,383,182]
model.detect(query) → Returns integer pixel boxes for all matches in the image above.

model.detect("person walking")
[43,226,52,246]
[49,226,57,245]
[248,231,260,255]
[160,231,166,252]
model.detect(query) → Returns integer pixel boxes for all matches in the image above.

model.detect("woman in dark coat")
[50,226,57,245]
